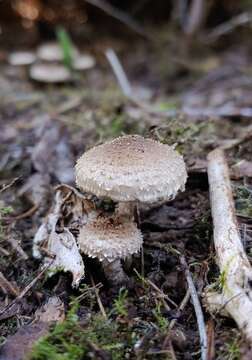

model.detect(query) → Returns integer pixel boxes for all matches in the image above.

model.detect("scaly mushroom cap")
[78,215,142,262]
[76,135,187,203]
[29,63,72,83]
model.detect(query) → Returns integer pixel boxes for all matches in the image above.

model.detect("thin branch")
[105,48,172,119]
[168,288,190,331]
[0,177,19,193]
[0,262,52,316]
[180,256,207,360]
[184,0,206,35]
[85,0,151,40]
[204,12,252,42]
[0,272,20,297]
[219,124,252,150]
[90,274,107,319]
[105,48,132,98]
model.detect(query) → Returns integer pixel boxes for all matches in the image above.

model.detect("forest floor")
[1,26,252,360]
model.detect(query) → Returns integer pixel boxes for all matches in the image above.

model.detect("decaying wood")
[205,148,252,342]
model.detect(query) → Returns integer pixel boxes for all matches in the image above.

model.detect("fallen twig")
[0,262,52,316]
[168,289,190,331]
[105,48,172,119]
[90,275,107,319]
[0,272,20,297]
[219,124,252,150]
[205,148,252,342]
[183,0,206,36]
[85,0,151,40]
[180,256,207,360]
[0,177,19,193]
[105,48,132,98]
[7,227,28,260]
[4,204,38,222]
[206,319,215,360]
[204,12,252,42]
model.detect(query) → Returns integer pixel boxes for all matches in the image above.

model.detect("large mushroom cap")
[78,215,142,262]
[76,135,187,203]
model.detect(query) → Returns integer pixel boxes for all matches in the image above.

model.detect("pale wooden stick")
[180,256,207,360]
[205,148,252,342]
[105,48,132,98]
[85,0,150,39]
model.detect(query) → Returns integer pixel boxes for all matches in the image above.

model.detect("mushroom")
[72,54,96,71]
[76,135,187,216]
[37,42,79,62]
[78,214,142,283]
[29,63,72,83]
[75,135,187,282]
[8,51,36,66]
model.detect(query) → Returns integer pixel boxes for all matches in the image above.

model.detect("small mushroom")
[78,214,142,283]
[75,135,187,283]
[72,54,96,71]
[29,63,72,83]
[37,42,79,62]
[8,51,36,66]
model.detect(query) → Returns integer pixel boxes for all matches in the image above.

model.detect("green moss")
[29,303,131,360]
[96,113,141,140]
[112,288,128,317]
[152,302,169,333]
[0,201,13,240]
[234,185,252,218]
[154,117,216,156]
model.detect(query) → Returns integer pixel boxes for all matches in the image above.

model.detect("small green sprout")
[56,26,75,69]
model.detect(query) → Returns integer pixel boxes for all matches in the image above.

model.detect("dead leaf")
[0,322,49,360]
[31,118,75,184]
[0,297,65,360]
[33,191,85,287]
[35,296,65,323]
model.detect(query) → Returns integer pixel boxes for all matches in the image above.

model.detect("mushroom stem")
[102,259,129,284]
[116,201,136,219]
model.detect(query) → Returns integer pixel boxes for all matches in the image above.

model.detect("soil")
[1,20,252,360]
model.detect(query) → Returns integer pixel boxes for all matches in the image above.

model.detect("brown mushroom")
[75,135,187,282]
[78,214,142,283]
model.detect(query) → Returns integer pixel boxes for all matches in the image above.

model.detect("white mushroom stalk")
[116,201,137,219]
[205,148,252,342]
